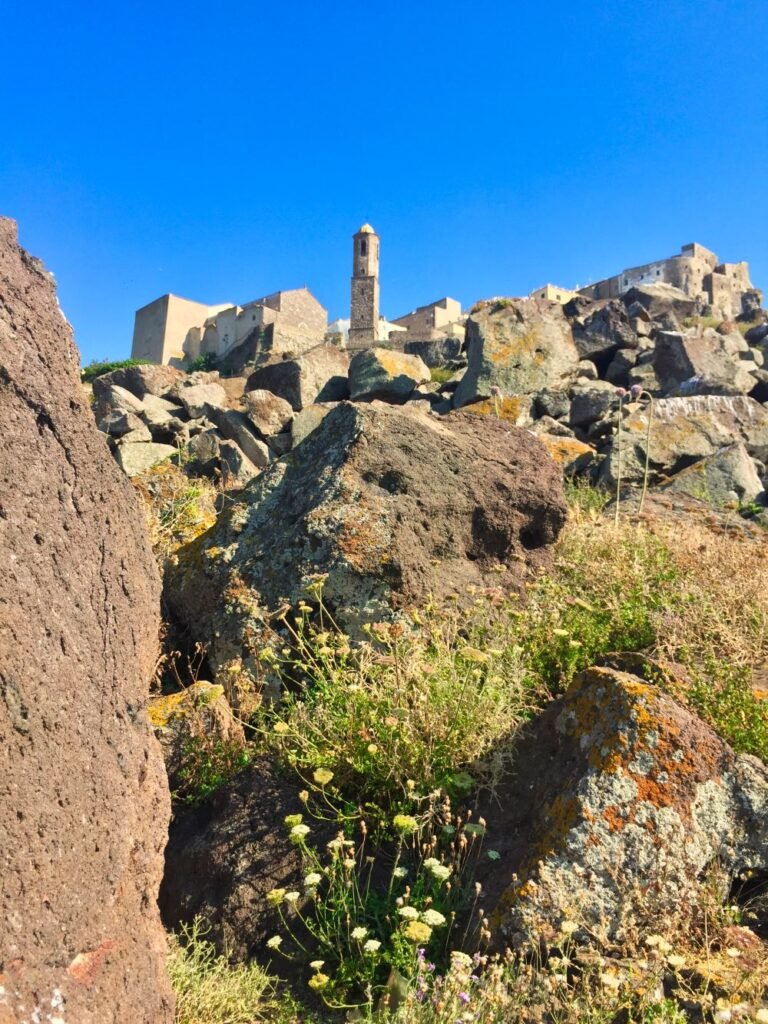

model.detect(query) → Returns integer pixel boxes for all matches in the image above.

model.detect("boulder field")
[0,218,173,1022]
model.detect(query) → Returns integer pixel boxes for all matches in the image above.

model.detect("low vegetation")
[80,356,151,382]
[156,480,768,1021]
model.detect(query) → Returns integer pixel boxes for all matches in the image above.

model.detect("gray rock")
[600,394,768,487]
[534,389,571,421]
[246,347,350,411]
[622,283,702,322]
[291,404,337,447]
[243,388,295,437]
[604,349,638,387]
[266,431,292,456]
[115,441,177,477]
[454,300,579,408]
[140,392,184,424]
[569,383,619,430]
[100,383,146,417]
[219,440,261,486]
[403,337,463,367]
[571,300,637,360]
[529,416,576,438]
[348,348,430,402]
[207,408,270,469]
[653,331,757,395]
[176,382,228,419]
[98,409,148,438]
[658,443,764,506]
[92,362,184,404]
[485,667,768,946]
[116,425,154,445]
[576,359,598,380]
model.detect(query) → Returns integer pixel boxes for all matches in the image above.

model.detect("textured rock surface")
[208,408,270,469]
[570,300,637,360]
[600,394,768,486]
[454,300,579,408]
[244,388,295,437]
[245,347,350,410]
[160,760,308,961]
[348,347,430,401]
[482,667,768,946]
[658,442,764,505]
[653,330,757,394]
[92,362,184,404]
[0,219,173,1021]
[115,440,178,477]
[166,402,566,709]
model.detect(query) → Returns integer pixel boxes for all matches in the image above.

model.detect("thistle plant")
[489,384,502,418]
[614,387,627,529]
[630,383,655,515]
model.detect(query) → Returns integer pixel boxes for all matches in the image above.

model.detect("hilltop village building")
[577,243,755,319]
[130,224,467,366]
[131,287,327,367]
[528,283,582,304]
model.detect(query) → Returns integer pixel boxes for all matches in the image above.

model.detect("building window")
[360,239,367,257]
[656,269,660,276]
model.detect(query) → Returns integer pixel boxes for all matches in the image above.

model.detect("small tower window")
[360,239,367,257]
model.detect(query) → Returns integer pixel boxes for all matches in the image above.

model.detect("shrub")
[175,735,253,805]
[168,918,276,1023]
[188,352,219,373]
[80,357,151,382]
[429,367,454,384]
[261,596,542,822]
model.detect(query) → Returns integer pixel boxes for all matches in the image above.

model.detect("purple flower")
[459,991,471,1004]
[489,385,503,398]
[630,384,643,400]
[616,387,627,398]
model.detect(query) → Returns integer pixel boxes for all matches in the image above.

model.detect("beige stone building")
[578,243,755,318]
[390,297,464,340]
[131,287,327,367]
[528,283,581,304]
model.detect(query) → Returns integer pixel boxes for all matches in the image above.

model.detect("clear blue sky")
[2,0,766,365]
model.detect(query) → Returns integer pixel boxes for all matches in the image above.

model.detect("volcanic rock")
[166,402,566,710]
[453,299,579,408]
[0,218,173,1022]
[482,667,768,946]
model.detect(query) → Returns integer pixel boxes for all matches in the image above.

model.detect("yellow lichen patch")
[374,350,425,380]
[538,436,594,468]
[148,682,224,729]
[464,396,531,424]
[488,332,546,368]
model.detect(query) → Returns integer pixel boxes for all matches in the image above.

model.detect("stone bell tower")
[348,223,380,350]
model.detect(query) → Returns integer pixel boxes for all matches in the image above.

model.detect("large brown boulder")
[0,219,173,1022]
[481,667,768,947]
[166,401,567,710]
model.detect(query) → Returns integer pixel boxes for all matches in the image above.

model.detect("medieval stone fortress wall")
[576,242,753,318]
